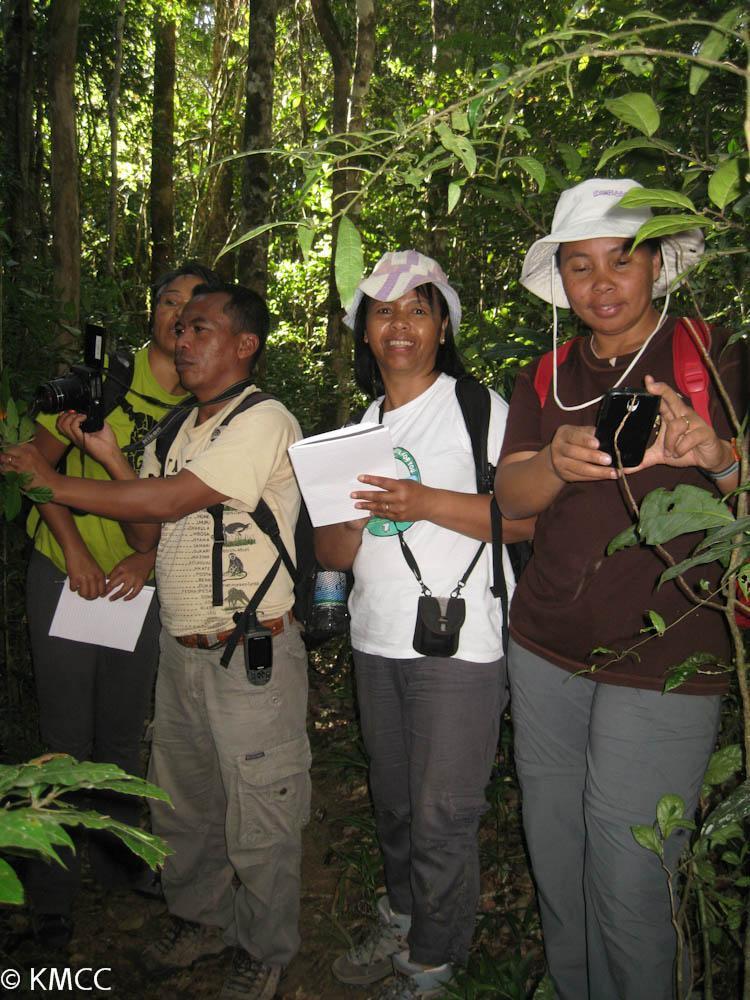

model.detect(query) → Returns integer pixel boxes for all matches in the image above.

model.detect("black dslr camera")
[34,324,107,432]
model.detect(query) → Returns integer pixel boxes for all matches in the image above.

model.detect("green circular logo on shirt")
[366,447,421,537]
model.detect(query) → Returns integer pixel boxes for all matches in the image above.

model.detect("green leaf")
[217,221,296,260]
[0,809,75,862]
[637,485,733,545]
[689,8,741,95]
[467,95,485,132]
[607,524,639,555]
[659,547,735,584]
[702,744,742,794]
[596,137,673,172]
[5,397,19,432]
[450,110,470,134]
[4,485,21,521]
[701,780,750,840]
[619,187,696,212]
[632,824,663,856]
[513,156,546,191]
[8,755,171,803]
[435,123,477,176]
[619,55,653,77]
[296,224,314,263]
[646,610,666,636]
[707,158,743,211]
[557,143,582,174]
[447,182,462,214]
[334,216,364,309]
[656,794,694,839]
[631,214,712,249]
[0,858,24,905]
[604,93,660,137]
[18,415,35,443]
[663,653,721,693]
[23,486,53,505]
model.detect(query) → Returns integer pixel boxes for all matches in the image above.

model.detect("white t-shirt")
[141,386,302,636]
[349,373,514,662]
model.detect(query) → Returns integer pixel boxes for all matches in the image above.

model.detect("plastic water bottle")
[308,570,350,638]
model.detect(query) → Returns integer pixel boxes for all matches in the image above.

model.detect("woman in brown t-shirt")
[495,179,744,1000]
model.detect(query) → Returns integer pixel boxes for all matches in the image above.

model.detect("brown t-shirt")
[500,318,746,695]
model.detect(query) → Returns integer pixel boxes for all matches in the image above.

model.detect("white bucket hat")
[520,178,704,308]
[343,250,462,335]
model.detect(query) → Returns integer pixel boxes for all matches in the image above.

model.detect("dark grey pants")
[509,639,721,1000]
[353,650,507,967]
[25,550,161,915]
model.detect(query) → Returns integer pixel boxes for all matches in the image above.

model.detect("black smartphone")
[595,388,660,467]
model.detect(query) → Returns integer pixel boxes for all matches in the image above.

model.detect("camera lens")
[34,372,91,415]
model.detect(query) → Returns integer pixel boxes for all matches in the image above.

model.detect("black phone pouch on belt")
[397,529,484,659]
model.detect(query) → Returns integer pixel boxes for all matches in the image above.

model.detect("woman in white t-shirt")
[315,250,533,1000]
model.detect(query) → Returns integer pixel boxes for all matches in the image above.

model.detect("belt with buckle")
[175,610,293,650]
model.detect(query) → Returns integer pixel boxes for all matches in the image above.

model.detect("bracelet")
[705,459,740,481]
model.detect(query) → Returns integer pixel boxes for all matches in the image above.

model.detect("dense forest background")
[0,1,747,997]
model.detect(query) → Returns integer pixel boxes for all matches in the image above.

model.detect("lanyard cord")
[550,252,671,412]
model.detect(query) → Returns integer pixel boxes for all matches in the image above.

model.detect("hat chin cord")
[550,251,671,412]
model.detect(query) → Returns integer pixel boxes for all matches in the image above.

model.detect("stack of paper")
[288,423,397,526]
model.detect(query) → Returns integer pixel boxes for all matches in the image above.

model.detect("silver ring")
[682,414,691,431]
[384,503,389,513]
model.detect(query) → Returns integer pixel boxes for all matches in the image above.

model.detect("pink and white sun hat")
[520,178,704,308]
[343,250,462,335]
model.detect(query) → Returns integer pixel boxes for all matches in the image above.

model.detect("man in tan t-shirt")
[4,284,309,1000]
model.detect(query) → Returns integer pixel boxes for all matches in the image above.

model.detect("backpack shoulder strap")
[454,375,493,493]
[154,407,193,470]
[532,337,581,408]
[454,376,508,647]
[673,318,712,426]
[101,346,135,417]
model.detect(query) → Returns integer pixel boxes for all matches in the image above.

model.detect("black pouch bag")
[398,530,483,659]
[413,595,466,657]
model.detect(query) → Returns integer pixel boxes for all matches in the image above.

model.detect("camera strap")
[396,528,484,600]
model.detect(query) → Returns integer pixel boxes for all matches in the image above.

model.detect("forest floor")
[0,641,543,999]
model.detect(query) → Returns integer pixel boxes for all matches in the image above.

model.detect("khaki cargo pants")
[148,623,310,967]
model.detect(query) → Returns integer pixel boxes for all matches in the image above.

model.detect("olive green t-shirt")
[29,345,186,576]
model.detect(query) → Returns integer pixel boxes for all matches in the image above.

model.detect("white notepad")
[49,582,155,651]
[288,423,398,527]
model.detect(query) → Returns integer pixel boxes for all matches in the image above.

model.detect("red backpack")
[531,318,748,626]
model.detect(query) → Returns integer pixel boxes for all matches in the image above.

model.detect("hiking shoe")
[332,895,411,985]
[219,949,282,1000]
[141,916,227,976]
[375,951,454,999]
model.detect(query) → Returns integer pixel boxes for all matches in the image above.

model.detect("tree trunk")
[2,0,35,260]
[310,0,374,423]
[106,0,126,277]
[47,0,80,341]
[202,0,246,280]
[238,0,280,296]
[150,14,175,285]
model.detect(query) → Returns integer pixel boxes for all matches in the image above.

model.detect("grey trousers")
[354,650,507,967]
[148,625,310,968]
[508,640,721,1000]
[25,550,161,914]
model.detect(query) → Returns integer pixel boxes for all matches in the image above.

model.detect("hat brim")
[520,228,705,307]
[343,275,462,337]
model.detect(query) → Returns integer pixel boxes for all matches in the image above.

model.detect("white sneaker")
[332,895,411,985]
